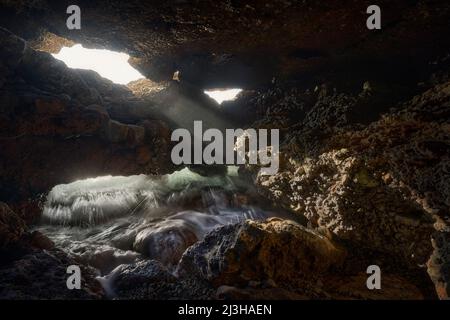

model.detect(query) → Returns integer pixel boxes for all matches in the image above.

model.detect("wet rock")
[105,259,216,299]
[177,218,346,289]
[102,260,177,299]
[134,221,198,265]
[67,243,142,276]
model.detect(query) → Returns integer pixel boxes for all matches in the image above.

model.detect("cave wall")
[0,0,449,300]
[0,27,172,218]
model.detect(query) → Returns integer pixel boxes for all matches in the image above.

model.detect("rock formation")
[0,0,449,300]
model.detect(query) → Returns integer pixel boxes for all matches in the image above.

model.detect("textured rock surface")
[0,0,449,300]
[134,222,198,266]
[253,77,450,298]
[177,218,432,299]
[178,218,346,290]
[1,1,449,89]
[105,259,214,299]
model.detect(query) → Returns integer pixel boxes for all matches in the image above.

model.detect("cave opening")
[204,88,243,104]
[52,44,145,85]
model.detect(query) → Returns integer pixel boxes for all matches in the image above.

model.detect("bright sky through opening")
[204,89,243,104]
[52,44,144,85]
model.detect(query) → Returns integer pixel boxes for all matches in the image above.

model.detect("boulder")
[177,218,346,288]
[134,221,198,265]
[101,260,176,299]
[103,259,215,299]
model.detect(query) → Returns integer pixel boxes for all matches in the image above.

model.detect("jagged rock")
[259,80,450,256]
[254,79,450,299]
[177,218,346,290]
[0,202,26,248]
[103,259,214,299]
[259,149,436,264]
[103,260,176,299]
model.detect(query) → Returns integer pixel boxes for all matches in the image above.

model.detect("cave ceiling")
[1,0,449,88]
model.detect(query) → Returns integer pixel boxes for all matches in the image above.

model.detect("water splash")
[42,174,159,226]
[37,167,291,276]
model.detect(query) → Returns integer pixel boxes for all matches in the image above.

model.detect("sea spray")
[36,167,295,293]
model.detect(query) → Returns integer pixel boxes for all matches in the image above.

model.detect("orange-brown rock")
[178,218,346,290]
